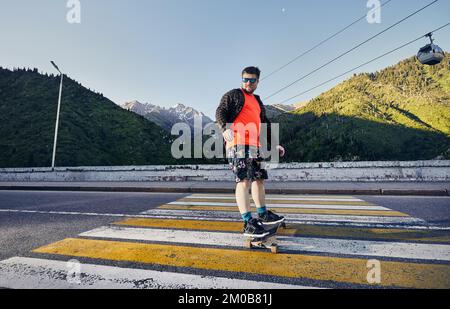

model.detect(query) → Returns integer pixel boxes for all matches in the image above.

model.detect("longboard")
[245,233,279,253]
[245,221,285,254]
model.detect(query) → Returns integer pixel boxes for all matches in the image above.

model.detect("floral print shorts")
[227,145,268,183]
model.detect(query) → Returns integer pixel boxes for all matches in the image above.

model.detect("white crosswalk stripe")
[185,195,365,202]
[0,257,313,289]
[168,201,390,210]
[140,209,426,225]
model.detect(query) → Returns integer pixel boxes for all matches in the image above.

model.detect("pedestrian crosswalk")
[140,193,427,226]
[1,193,449,289]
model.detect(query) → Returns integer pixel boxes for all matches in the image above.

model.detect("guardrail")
[0,160,449,182]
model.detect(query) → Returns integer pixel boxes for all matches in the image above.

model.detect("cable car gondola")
[417,33,445,66]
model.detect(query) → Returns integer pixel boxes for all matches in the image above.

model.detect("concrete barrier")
[0,160,449,182]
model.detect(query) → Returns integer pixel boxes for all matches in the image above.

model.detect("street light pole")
[50,61,63,169]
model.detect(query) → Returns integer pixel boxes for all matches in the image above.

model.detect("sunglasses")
[242,78,258,84]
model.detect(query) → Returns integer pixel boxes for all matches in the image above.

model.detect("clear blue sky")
[1,0,449,118]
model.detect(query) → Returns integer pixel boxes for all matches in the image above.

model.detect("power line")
[261,0,394,82]
[263,0,439,102]
[276,22,450,107]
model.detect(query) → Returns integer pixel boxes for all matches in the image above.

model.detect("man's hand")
[276,145,286,157]
[222,129,234,143]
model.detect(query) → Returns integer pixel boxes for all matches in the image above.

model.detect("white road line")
[0,209,133,217]
[0,190,182,195]
[168,201,389,210]
[79,226,450,261]
[186,195,366,202]
[0,257,314,289]
[141,209,426,225]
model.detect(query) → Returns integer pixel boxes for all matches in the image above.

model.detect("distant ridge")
[275,54,450,162]
[0,67,175,168]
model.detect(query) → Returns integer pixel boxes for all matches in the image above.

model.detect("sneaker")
[243,218,270,238]
[258,210,285,226]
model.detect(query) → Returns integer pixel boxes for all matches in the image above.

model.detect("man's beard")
[242,87,255,94]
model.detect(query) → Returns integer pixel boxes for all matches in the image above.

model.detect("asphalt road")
[0,191,186,261]
[0,190,449,289]
[359,195,450,226]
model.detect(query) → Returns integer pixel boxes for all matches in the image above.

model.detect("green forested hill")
[275,54,450,162]
[0,67,176,168]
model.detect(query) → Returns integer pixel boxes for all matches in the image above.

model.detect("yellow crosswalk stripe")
[113,218,450,244]
[33,238,450,289]
[156,204,409,217]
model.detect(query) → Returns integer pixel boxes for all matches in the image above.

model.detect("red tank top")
[228,89,261,148]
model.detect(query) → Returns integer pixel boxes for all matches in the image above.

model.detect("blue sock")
[241,212,252,222]
[257,206,267,216]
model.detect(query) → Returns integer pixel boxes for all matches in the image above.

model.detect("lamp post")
[50,61,63,169]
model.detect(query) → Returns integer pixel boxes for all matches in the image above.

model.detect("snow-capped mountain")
[122,100,213,132]
[265,103,296,120]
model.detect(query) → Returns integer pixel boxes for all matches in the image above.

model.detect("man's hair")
[242,66,261,79]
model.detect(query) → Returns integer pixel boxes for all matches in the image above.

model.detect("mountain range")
[122,101,213,133]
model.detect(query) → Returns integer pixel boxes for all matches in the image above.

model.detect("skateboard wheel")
[270,246,278,254]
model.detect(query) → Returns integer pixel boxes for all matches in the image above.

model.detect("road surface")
[0,190,449,289]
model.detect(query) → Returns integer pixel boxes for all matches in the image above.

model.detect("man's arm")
[259,103,272,148]
[259,101,285,157]
[215,92,231,133]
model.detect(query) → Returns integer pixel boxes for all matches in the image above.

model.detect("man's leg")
[236,180,252,221]
[252,179,285,224]
[251,180,267,215]
[238,179,268,237]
